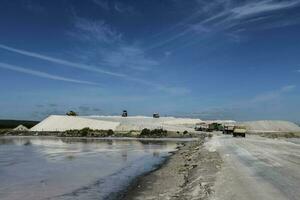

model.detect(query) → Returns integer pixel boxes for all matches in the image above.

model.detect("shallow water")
[0,136,179,200]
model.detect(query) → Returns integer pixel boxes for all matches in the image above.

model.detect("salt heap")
[242,120,300,132]
[13,125,29,131]
[31,115,120,132]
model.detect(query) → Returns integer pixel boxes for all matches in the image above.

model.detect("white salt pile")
[87,116,201,131]
[242,120,300,132]
[30,115,120,132]
[13,125,29,131]
[32,115,205,132]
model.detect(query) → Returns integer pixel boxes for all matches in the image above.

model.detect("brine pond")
[0,136,188,200]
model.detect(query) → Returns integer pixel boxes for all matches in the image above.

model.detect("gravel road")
[208,134,300,200]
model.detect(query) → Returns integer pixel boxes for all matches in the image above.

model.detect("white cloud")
[114,1,135,13]
[72,17,122,44]
[150,0,300,49]
[0,44,125,77]
[251,85,296,103]
[91,0,135,14]
[92,0,109,10]
[0,62,98,86]
[231,0,300,19]
[0,44,189,95]
[101,45,158,71]
[70,16,159,71]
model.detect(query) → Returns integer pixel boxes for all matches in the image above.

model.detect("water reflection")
[0,136,181,200]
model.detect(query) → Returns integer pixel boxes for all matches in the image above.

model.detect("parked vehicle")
[122,110,128,117]
[195,123,213,132]
[66,111,78,116]
[153,113,160,118]
[223,125,235,134]
[233,126,246,137]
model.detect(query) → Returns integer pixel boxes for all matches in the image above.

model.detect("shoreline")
[0,135,199,142]
[122,135,222,200]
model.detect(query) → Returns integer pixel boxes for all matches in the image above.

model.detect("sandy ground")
[123,135,222,200]
[208,134,300,200]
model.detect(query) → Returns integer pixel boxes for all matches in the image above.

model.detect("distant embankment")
[0,119,39,129]
[242,120,300,133]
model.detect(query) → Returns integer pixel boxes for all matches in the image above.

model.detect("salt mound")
[242,120,300,132]
[86,116,201,131]
[206,120,236,125]
[13,125,29,131]
[31,115,120,132]
[163,118,203,125]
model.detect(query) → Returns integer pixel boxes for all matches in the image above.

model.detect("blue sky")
[0,0,300,122]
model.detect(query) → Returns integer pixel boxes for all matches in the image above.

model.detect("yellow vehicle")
[233,126,246,137]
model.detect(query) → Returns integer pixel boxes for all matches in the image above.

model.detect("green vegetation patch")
[139,128,168,138]
[60,128,115,137]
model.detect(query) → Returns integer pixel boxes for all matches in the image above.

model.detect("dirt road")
[207,134,300,200]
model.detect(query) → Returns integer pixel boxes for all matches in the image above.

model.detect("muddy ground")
[123,136,222,200]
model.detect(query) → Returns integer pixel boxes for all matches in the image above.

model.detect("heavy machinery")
[153,113,160,118]
[195,123,208,131]
[209,123,223,131]
[122,110,128,117]
[66,111,78,116]
[233,126,246,137]
[195,123,213,132]
[223,125,234,134]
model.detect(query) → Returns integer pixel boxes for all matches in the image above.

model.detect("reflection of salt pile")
[242,120,300,133]
[31,115,120,132]
[13,125,29,131]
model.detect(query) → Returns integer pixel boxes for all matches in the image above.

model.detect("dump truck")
[209,123,224,131]
[233,126,246,137]
[223,125,234,134]
[122,110,128,117]
[195,123,213,132]
[66,111,78,116]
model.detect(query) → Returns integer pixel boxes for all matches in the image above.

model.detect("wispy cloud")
[101,46,158,71]
[146,0,300,50]
[250,85,296,103]
[70,16,159,71]
[0,44,188,95]
[114,1,135,13]
[68,16,190,94]
[92,0,109,11]
[231,0,300,19]
[71,17,122,44]
[91,0,135,14]
[0,44,126,77]
[0,62,99,86]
